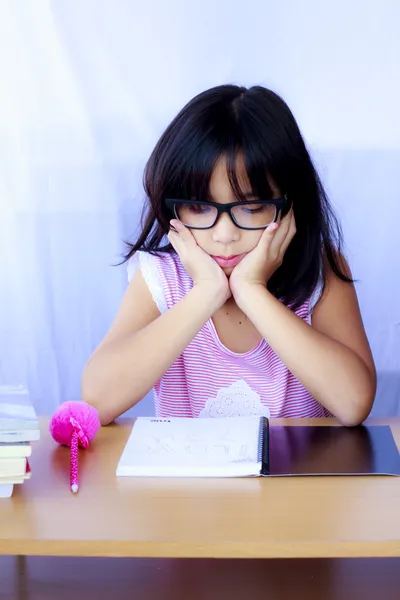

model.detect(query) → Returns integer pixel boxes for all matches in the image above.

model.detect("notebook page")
[116,416,262,477]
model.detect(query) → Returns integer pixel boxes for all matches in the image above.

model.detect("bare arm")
[82,270,225,425]
[234,262,376,426]
[82,222,232,425]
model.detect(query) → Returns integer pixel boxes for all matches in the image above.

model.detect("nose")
[212,212,240,245]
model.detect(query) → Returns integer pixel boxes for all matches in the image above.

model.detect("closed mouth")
[212,254,245,268]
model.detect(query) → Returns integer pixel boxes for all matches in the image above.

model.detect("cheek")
[244,230,264,251]
[190,230,211,252]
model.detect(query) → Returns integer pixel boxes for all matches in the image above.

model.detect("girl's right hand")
[167,220,231,305]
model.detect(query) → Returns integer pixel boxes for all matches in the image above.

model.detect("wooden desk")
[1,556,400,599]
[1,417,400,559]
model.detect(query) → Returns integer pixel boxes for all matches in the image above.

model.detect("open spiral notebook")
[116,416,400,478]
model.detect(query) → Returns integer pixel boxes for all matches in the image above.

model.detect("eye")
[186,203,212,214]
[240,203,271,214]
[242,206,265,214]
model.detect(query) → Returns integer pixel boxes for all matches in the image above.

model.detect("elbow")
[336,377,376,428]
[99,413,116,427]
[338,411,370,428]
[82,389,116,427]
[94,404,116,427]
[81,369,115,427]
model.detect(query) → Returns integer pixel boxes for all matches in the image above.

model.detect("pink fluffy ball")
[49,401,100,448]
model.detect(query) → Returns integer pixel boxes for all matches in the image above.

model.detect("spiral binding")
[257,416,269,475]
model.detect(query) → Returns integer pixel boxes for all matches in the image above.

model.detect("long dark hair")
[122,84,351,309]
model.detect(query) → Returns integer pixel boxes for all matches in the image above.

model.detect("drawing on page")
[186,434,205,443]
[138,428,253,460]
[144,436,177,454]
[219,428,241,443]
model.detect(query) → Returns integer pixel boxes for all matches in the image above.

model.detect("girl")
[82,84,376,426]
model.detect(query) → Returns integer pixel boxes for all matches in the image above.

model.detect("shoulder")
[127,250,189,312]
[126,251,172,313]
[127,250,176,281]
[311,251,353,320]
[309,250,350,315]
[314,251,352,308]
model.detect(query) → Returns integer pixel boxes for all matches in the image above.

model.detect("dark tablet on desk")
[268,425,400,476]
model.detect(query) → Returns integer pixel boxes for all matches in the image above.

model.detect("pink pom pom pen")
[49,401,101,494]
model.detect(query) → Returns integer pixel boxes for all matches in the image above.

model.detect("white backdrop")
[0,0,399,416]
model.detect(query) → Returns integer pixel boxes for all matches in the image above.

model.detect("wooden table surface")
[1,417,400,559]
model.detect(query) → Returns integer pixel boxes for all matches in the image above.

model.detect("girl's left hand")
[229,210,296,300]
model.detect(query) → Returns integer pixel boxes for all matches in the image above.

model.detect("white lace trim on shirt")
[127,252,167,313]
[308,272,324,324]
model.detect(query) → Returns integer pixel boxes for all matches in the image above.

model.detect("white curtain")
[0,0,399,416]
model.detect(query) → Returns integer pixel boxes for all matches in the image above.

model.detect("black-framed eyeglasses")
[165,196,289,230]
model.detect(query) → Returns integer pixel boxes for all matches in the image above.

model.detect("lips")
[212,254,245,268]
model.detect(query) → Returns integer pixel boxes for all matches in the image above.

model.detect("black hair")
[122,84,351,309]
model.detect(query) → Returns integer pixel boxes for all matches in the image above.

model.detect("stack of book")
[0,385,40,498]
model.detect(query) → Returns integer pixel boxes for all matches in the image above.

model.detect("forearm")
[82,285,221,424]
[235,285,375,425]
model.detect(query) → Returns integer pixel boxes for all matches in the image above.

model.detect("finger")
[278,208,293,235]
[168,220,200,260]
[276,204,291,224]
[167,229,181,254]
[257,222,280,253]
[170,219,197,246]
[269,209,293,254]
[167,224,186,253]
[169,219,179,233]
[279,211,297,256]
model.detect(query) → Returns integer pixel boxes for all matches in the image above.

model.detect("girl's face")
[190,155,282,276]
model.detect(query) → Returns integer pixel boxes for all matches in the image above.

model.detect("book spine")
[258,417,269,475]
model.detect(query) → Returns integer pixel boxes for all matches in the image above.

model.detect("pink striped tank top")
[128,251,330,419]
